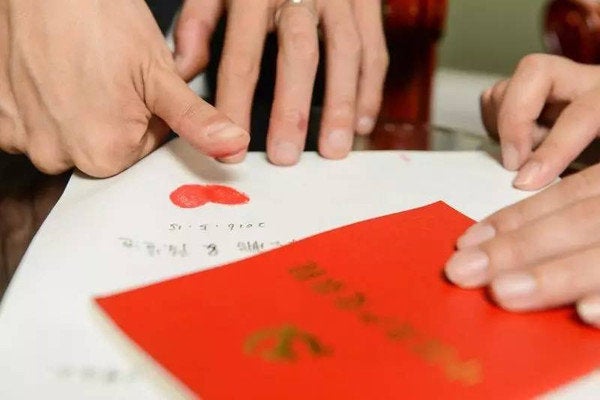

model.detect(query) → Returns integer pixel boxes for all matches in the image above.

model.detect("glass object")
[353,120,497,153]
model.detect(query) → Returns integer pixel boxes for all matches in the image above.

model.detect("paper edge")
[90,300,199,400]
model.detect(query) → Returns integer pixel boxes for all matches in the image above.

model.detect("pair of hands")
[4,0,597,327]
[446,54,600,328]
[0,0,387,177]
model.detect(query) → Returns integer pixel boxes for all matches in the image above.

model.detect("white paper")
[0,139,597,399]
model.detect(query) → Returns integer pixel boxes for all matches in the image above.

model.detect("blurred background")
[439,0,545,75]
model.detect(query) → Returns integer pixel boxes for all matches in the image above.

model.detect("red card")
[96,202,600,399]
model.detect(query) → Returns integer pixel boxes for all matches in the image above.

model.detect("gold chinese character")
[289,262,326,281]
[444,358,483,386]
[244,324,331,362]
[312,278,345,294]
[335,292,366,310]
[386,322,416,341]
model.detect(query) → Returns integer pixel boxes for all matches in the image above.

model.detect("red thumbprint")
[170,185,250,208]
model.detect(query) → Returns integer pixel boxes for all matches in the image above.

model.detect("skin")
[0,0,250,178]
[174,0,389,165]
[445,54,600,328]
[480,54,600,191]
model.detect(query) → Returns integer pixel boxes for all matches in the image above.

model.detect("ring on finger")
[274,0,318,27]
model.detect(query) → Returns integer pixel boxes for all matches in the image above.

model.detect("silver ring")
[274,0,317,27]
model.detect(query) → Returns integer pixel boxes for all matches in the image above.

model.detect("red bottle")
[545,0,600,64]
[371,0,448,150]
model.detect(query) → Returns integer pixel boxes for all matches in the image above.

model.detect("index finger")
[497,55,595,170]
[215,1,270,162]
[456,163,600,249]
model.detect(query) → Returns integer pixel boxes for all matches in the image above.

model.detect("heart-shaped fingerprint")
[170,185,250,208]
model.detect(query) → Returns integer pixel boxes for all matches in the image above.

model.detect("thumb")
[174,0,223,81]
[147,69,250,158]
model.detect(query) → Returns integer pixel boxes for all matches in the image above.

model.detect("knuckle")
[273,107,308,130]
[566,167,600,200]
[568,197,600,222]
[26,144,67,175]
[331,34,362,59]
[76,154,129,178]
[331,30,361,58]
[484,233,526,273]
[327,97,355,123]
[286,30,319,63]
[172,101,206,136]
[0,117,25,154]
[365,48,390,75]
[75,127,143,178]
[77,161,123,179]
[516,53,550,74]
[218,52,260,82]
[488,205,527,233]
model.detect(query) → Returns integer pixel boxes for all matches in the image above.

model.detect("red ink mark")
[296,114,308,132]
[399,153,411,163]
[170,184,249,208]
[170,185,210,208]
[204,185,250,205]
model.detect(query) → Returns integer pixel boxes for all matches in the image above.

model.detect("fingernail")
[444,249,490,288]
[356,117,376,135]
[327,129,353,154]
[273,141,301,165]
[502,143,521,171]
[513,160,542,189]
[218,149,247,164]
[491,272,538,311]
[457,223,496,249]
[206,123,247,140]
[577,297,600,327]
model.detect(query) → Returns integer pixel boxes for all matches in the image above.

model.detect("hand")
[0,0,249,178]
[444,163,600,329]
[174,0,389,165]
[481,54,600,191]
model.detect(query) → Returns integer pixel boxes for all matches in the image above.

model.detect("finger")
[457,163,600,249]
[318,0,361,159]
[496,54,595,171]
[266,1,319,165]
[530,125,550,149]
[490,245,600,312]
[146,68,250,158]
[446,194,600,288]
[215,0,270,163]
[482,79,551,147]
[26,132,73,175]
[353,0,388,135]
[530,102,568,148]
[577,294,600,328]
[481,79,508,141]
[174,0,223,81]
[512,90,600,190]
